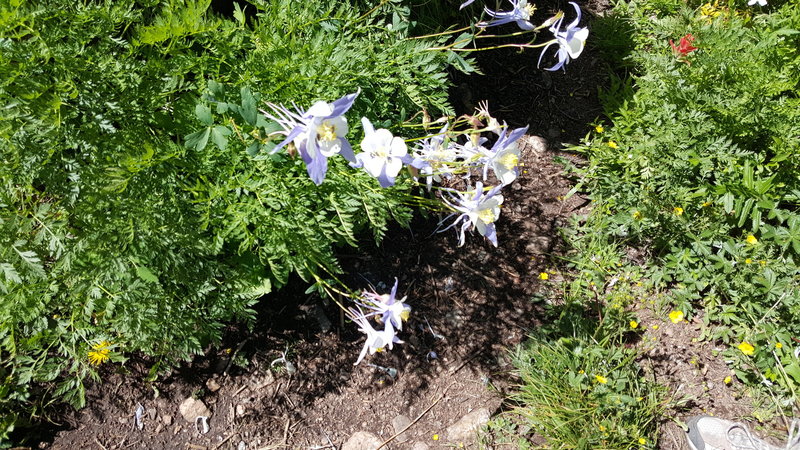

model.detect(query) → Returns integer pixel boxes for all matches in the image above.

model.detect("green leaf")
[185,128,211,151]
[195,103,213,126]
[240,87,258,126]
[135,266,159,284]
[211,125,232,150]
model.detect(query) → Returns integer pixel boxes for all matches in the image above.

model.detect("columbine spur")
[537,2,589,71]
[263,90,359,185]
[441,182,504,246]
[352,117,408,188]
[478,0,537,31]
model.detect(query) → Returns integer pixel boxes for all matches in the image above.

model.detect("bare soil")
[21,2,773,449]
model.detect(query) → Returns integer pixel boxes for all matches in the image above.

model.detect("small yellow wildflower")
[775,342,783,349]
[737,342,755,356]
[746,235,758,245]
[595,375,608,384]
[759,260,767,266]
[639,437,647,445]
[607,140,619,149]
[432,434,439,441]
[539,272,549,280]
[669,310,685,323]
[652,324,659,330]
[630,320,639,329]
[701,201,712,207]
[595,125,605,133]
[599,425,607,432]
[724,376,732,384]
[632,211,643,221]
[88,341,112,366]
[745,258,752,264]
[578,369,585,374]
[673,207,684,216]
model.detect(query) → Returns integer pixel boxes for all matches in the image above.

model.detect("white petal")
[385,157,403,178]
[363,156,385,177]
[306,101,333,117]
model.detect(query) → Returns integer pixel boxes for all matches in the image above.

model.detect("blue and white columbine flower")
[459,0,477,8]
[263,90,359,185]
[348,307,403,365]
[537,2,589,71]
[352,118,408,188]
[441,182,504,246]
[478,125,528,186]
[408,125,465,189]
[359,278,411,331]
[478,0,537,31]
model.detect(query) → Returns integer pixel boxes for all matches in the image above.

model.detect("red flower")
[670,34,698,57]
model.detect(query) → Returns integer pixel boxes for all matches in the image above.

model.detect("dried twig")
[375,383,454,449]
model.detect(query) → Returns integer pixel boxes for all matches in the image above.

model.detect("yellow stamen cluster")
[478,208,496,224]
[498,152,519,170]
[317,121,337,141]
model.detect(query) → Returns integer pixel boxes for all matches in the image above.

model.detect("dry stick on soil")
[375,382,456,450]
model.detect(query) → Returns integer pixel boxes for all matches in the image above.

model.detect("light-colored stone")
[341,431,384,450]
[162,414,173,426]
[178,397,212,423]
[445,408,491,443]
[236,404,246,417]
[391,415,412,443]
[206,378,221,392]
[410,443,430,450]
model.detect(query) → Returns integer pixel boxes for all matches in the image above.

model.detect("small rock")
[237,442,247,450]
[446,408,491,443]
[147,407,157,421]
[154,423,163,434]
[179,397,212,423]
[410,443,430,450]
[527,135,548,154]
[162,414,173,426]
[341,431,383,450]
[236,404,246,417]
[391,415,412,443]
[206,378,221,392]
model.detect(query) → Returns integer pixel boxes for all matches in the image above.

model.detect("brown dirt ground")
[20,1,780,449]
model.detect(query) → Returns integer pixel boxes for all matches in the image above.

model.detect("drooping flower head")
[359,278,412,331]
[348,306,403,365]
[263,90,359,185]
[537,2,589,71]
[441,182,505,246]
[408,125,467,189]
[352,118,408,188]
[478,0,537,31]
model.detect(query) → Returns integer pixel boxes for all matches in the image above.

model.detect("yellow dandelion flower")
[88,341,112,366]
[669,310,685,323]
[632,211,643,221]
[630,320,639,329]
[775,342,783,349]
[595,125,605,133]
[724,376,732,384]
[673,207,684,216]
[539,272,549,280]
[745,258,752,264]
[607,140,619,149]
[737,342,755,356]
[594,375,608,384]
[639,437,647,445]
[746,235,758,245]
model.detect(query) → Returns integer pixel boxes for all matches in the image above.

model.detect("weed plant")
[577,0,800,416]
[0,0,465,440]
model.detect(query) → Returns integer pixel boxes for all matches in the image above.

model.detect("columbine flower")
[737,341,755,356]
[359,278,412,331]
[352,118,408,188]
[349,307,403,365]
[669,310,685,323]
[407,125,463,190]
[460,0,477,8]
[478,0,537,31]
[478,125,529,186]
[441,182,504,247]
[670,34,698,58]
[263,90,359,185]
[88,341,112,366]
[537,2,589,71]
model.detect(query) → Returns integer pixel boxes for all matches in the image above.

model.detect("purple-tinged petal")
[460,0,476,9]
[270,126,305,154]
[376,168,396,188]
[305,152,328,185]
[339,139,356,163]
